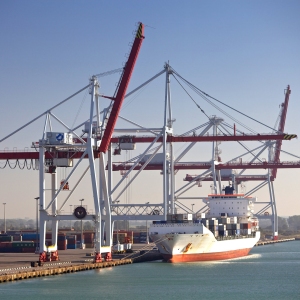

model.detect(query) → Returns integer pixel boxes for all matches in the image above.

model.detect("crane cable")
[172,75,210,119]
[172,68,279,134]
[0,159,37,170]
[71,88,89,130]
[172,72,257,134]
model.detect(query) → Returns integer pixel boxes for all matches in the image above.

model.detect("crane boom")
[272,85,291,179]
[0,133,297,161]
[99,23,145,153]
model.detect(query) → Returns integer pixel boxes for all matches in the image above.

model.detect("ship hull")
[150,223,260,263]
[162,248,251,263]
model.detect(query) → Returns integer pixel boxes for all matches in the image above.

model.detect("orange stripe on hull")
[162,248,252,263]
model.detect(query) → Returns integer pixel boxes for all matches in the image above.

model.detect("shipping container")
[0,235,13,242]
[218,230,228,237]
[232,223,240,230]
[123,243,132,250]
[11,241,35,249]
[208,225,218,231]
[230,217,237,224]
[22,233,39,241]
[222,217,231,224]
[0,242,12,248]
[226,224,233,230]
[12,234,22,241]
[209,219,218,226]
[218,224,226,231]
[228,230,236,236]
[241,223,251,229]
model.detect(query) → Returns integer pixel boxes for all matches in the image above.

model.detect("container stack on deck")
[152,213,258,239]
[200,213,256,238]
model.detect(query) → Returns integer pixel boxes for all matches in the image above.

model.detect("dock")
[0,245,162,284]
[256,238,295,246]
[0,258,132,283]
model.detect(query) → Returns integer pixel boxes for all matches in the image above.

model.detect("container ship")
[149,187,260,263]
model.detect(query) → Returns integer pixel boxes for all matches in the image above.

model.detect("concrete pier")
[0,259,132,283]
[256,238,295,246]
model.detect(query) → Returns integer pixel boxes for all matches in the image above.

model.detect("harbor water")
[0,241,299,299]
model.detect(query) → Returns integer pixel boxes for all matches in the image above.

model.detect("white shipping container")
[124,243,132,250]
[186,214,193,221]
[113,244,124,251]
[230,217,237,224]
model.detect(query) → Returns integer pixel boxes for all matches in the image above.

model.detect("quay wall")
[0,259,132,283]
[256,238,295,246]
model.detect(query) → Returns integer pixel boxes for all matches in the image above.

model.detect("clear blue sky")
[0,0,299,219]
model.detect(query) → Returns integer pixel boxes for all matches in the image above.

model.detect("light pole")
[69,204,72,230]
[145,202,149,244]
[79,199,84,248]
[191,203,195,213]
[3,203,6,234]
[34,197,39,253]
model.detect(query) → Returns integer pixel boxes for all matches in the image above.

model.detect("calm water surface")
[1,241,299,300]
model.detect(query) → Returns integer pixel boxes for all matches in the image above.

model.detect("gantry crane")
[0,22,145,262]
[104,65,297,241]
[0,40,298,256]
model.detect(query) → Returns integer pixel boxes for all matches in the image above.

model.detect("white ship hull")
[149,223,260,263]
